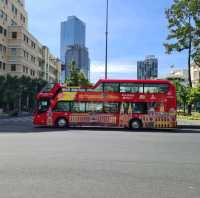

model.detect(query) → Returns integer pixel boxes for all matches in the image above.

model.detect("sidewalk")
[0,115,9,119]
[0,112,33,119]
[178,120,200,127]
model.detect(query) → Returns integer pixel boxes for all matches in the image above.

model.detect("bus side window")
[144,84,169,93]
[86,102,103,113]
[104,83,119,92]
[121,103,129,114]
[104,103,119,113]
[144,84,159,93]
[71,102,86,113]
[53,101,70,112]
[159,84,168,93]
[148,102,160,112]
[120,83,139,93]
[119,84,143,93]
[132,103,148,114]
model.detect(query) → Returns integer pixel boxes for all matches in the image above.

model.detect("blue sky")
[26,0,187,82]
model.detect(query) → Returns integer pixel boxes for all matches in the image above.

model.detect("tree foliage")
[172,79,200,113]
[66,61,92,86]
[172,80,190,113]
[164,0,200,87]
[188,85,200,105]
[0,75,47,112]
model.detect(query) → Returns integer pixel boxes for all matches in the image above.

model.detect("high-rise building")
[0,0,61,82]
[137,55,158,80]
[65,45,90,79]
[60,16,90,80]
[60,16,85,63]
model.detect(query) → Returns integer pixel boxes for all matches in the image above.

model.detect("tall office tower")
[0,0,61,82]
[65,45,90,79]
[137,55,158,80]
[60,16,90,80]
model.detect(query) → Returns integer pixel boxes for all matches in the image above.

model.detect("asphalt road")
[0,117,200,198]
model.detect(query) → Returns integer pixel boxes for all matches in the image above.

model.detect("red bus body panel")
[33,79,177,128]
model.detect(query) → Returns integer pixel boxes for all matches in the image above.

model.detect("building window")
[11,20,17,26]
[0,61,2,69]
[0,26,3,34]
[12,4,17,15]
[11,48,17,56]
[12,32,17,39]
[3,63,5,70]
[4,29,7,36]
[30,69,35,76]
[0,44,6,55]
[31,41,36,48]
[24,51,29,60]
[1,0,8,5]
[24,34,28,43]
[0,10,8,21]
[31,55,36,63]
[12,4,15,12]
[11,64,16,71]
[0,26,6,36]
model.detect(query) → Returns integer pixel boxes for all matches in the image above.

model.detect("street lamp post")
[105,0,109,80]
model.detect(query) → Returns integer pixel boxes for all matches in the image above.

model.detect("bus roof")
[37,79,174,100]
[96,79,171,84]
[93,79,173,88]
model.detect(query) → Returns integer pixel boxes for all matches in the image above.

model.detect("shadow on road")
[0,124,200,134]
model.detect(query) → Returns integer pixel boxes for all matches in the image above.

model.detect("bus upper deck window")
[159,84,168,93]
[104,83,119,92]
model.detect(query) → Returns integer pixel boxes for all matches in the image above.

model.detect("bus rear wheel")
[56,118,68,128]
[129,119,142,130]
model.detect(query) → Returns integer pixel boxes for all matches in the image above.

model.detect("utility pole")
[105,0,109,79]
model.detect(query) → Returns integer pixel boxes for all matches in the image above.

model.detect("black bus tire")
[129,119,143,129]
[56,118,68,128]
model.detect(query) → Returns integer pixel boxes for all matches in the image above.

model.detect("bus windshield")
[41,83,56,93]
[37,100,50,113]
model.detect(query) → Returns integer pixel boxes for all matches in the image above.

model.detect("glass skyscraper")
[60,16,86,63]
[65,45,90,79]
[60,16,90,80]
[137,55,158,80]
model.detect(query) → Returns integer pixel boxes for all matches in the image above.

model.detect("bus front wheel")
[129,119,143,130]
[56,118,68,128]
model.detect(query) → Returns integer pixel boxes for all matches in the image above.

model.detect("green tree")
[188,86,200,107]
[164,0,200,114]
[172,80,190,113]
[66,61,92,86]
[0,75,47,113]
[164,0,200,88]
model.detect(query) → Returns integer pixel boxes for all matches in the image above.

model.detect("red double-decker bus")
[33,79,177,129]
